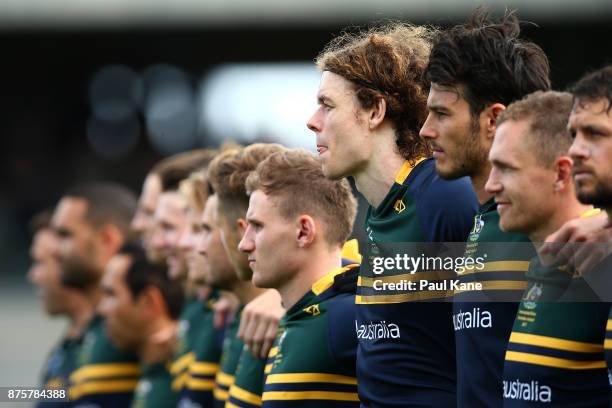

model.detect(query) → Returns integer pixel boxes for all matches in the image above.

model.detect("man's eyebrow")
[246,215,262,224]
[427,103,450,111]
[317,94,332,104]
[581,124,609,134]
[490,157,515,169]
[53,226,71,237]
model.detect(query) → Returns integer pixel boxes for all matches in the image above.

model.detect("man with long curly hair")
[308,23,478,407]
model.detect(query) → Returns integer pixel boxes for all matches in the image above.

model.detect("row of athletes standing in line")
[28,7,612,408]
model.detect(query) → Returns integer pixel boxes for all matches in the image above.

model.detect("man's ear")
[368,97,387,130]
[138,286,167,319]
[99,224,124,259]
[483,103,506,139]
[236,218,248,237]
[554,156,574,192]
[296,215,316,248]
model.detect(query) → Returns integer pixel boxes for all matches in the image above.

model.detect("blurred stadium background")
[0,0,610,393]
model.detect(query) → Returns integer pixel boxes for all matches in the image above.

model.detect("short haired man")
[421,10,551,407]
[134,150,223,400]
[132,149,217,264]
[51,182,141,407]
[485,90,609,406]
[564,66,612,405]
[239,149,360,407]
[99,245,184,408]
[28,211,93,407]
[206,143,286,407]
[174,172,225,408]
[195,192,266,408]
[148,149,217,279]
[308,23,478,406]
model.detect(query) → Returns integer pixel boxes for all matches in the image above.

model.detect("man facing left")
[51,182,141,407]
[239,149,360,407]
[99,245,184,408]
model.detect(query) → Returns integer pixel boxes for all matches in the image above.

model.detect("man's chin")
[435,163,466,180]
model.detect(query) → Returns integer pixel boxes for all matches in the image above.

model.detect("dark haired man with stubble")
[421,10,551,407]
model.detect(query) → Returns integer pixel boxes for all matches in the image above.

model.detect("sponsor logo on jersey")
[452,308,493,331]
[503,379,552,403]
[303,304,321,316]
[355,320,401,340]
[393,199,406,214]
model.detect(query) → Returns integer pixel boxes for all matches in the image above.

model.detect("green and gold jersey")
[503,256,609,407]
[212,308,245,408]
[172,295,216,392]
[69,315,140,407]
[263,265,359,408]
[605,306,612,408]
[37,335,83,408]
[176,293,224,408]
[358,158,478,407]
[226,346,266,408]
[454,199,534,408]
[130,362,177,408]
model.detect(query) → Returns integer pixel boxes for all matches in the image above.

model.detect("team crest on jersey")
[393,199,406,214]
[468,214,485,242]
[523,283,543,310]
[303,304,321,316]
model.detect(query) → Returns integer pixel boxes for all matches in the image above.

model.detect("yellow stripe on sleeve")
[459,261,531,276]
[228,384,263,406]
[265,373,357,385]
[170,352,195,375]
[356,290,452,304]
[70,363,141,383]
[171,371,190,391]
[190,361,219,375]
[509,332,604,353]
[453,280,528,294]
[505,351,606,370]
[70,379,139,400]
[262,390,360,402]
[214,387,229,401]
[187,377,216,391]
[215,371,235,387]
[606,319,612,331]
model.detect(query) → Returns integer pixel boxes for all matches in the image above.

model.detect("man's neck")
[471,161,493,205]
[140,319,177,365]
[65,293,95,339]
[529,199,594,244]
[353,144,406,209]
[84,285,103,311]
[231,279,265,305]
[277,248,342,311]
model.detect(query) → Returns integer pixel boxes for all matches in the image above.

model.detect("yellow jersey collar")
[312,264,359,296]
[394,157,426,185]
[580,208,601,218]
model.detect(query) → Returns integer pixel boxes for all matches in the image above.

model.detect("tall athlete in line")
[308,23,477,407]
